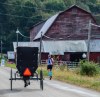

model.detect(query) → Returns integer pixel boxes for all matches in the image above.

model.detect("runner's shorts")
[47,65,53,70]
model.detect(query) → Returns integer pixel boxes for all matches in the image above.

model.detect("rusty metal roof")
[42,40,87,55]
[13,40,87,55]
[13,42,40,52]
[89,40,100,52]
[13,40,100,55]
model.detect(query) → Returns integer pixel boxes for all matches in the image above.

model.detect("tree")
[0,0,99,53]
[45,0,66,12]
[76,1,90,12]
[0,0,8,53]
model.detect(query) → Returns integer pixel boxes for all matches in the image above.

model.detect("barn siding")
[43,7,100,40]
[90,52,100,63]
[30,6,100,63]
[41,52,49,60]
[30,22,45,41]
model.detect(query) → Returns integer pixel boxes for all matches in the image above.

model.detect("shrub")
[80,61,99,76]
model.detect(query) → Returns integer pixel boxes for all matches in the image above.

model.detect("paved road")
[0,67,100,97]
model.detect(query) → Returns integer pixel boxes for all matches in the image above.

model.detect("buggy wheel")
[14,73,16,80]
[40,70,43,90]
[36,73,38,81]
[10,68,13,91]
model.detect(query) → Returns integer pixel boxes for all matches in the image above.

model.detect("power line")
[18,31,31,39]
[43,34,77,40]
[0,12,32,19]
[0,1,56,20]
[0,12,45,20]
[91,23,100,27]
[43,35,55,40]
[0,2,57,20]
[0,2,55,12]
[0,2,35,9]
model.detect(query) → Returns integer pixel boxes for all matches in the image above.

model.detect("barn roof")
[13,40,87,55]
[42,40,87,55]
[89,40,100,52]
[13,42,40,52]
[13,40,100,55]
[34,13,59,40]
[33,5,97,40]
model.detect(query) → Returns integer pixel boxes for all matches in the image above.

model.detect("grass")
[6,62,16,69]
[39,65,100,92]
[53,69,100,91]
[5,63,100,92]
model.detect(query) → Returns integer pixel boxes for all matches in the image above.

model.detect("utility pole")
[39,32,42,65]
[16,28,19,47]
[87,20,91,61]
[16,28,19,66]
[1,40,2,58]
[0,24,2,59]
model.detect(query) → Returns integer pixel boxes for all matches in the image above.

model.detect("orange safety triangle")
[23,68,31,76]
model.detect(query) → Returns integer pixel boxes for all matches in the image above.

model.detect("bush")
[80,61,99,76]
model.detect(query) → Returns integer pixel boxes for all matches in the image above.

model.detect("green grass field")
[6,62,16,69]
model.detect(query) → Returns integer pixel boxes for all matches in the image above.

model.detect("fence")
[41,60,79,68]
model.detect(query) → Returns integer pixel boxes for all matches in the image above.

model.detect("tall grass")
[39,65,100,91]
[5,62,100,91]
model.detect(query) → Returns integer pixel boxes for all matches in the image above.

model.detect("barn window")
[71,8,77,16]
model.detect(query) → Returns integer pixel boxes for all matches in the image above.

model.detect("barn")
[20,5,100,62]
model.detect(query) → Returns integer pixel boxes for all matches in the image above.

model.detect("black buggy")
[9,47,43,90]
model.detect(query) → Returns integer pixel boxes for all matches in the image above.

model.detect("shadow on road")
[0,88,41,95]
[0,89,22,95]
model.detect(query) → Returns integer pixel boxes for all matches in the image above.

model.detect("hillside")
[0,0,100,53]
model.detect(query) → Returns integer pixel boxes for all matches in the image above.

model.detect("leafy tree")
[63,0,75,6]
[0,0,8,53]
[45,0,66,12]
[0,0,100,53]
[76,1,90,12]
